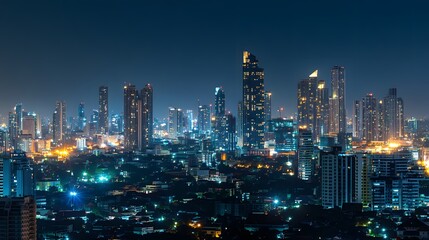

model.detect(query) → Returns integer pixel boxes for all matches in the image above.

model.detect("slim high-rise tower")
[264,91,272,133]
[124,84,138,150]
[77,102,86,131]
[329,66,346,134]
[53,101,66,145]
[138,84,153,151]
[99,86,109,134]
[361,93,378,142]
[383,88,404,140]
[215,87,225,117]
[242,51,265,149]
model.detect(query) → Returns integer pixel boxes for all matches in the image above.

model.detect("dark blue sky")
[0,0,428,121]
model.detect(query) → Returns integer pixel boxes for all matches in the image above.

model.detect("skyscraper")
[52,101,66,145]
[124,84,139,150]
[297,127,314,181]
[77,102,86,131]
[138,84,153,151]
[15,103,23,134]
[297,70,328,141]
[264,91,272,133]
[99,86,109,134]
[168,107,184,138]
[352,100,361,138]
[242,51,265,150]
[361,93,378,142]
[214,87,225,117]
[198,105,211,135]
[329,66,346,134]
[8,112,18,149]
[383,88,404,140]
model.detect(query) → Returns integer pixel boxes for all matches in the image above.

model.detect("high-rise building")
[297,127,314,181]
[329,66,346,134]
[383,88,404,140]
[198,105,211,135]
[89,110,99,136]
[77,102,86,131]
[268,118,297,152]
[214,87,225,117]
[15,103,23,134]
[264,91,272,133]
[298,70,328,141]
[213,113,236,151]
[352,100,361,138]
[321,148,358,208]
[110,114,123,134]
[124,84,139,150]
[138,84,153,151]
[52,101,66,145]
[22,114,37,139]
[317,80,330,137]
[242,51,265,149]
[99,86,109,134]
[237,101,243,148]
[168,107,184,138]
[0,196,37,240]
[361,93,378,142]
[8,112,18,149]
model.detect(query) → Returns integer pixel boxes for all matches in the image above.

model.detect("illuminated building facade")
[297,128,314,181]
[138,84,153,151]
[383,88,404,140]
[89,110,98,136]
[168,107,184,138]
[298,70,328,141]
[98,86,109,134]
[242,51,265,150]
[329,66,346,134]
[8,112,18,149]
[361,93,378,141]
[321,149,358,208]
[214,87,225,117]
[268,118,297,152]
[198,105,211,135]
[22,114,37,139]
[124,84,139,150]
[237,101,243,148]
[77,102,86,131]
[52,101,66,146]
[264,91,272,133]
[110,114,123,134]
[352,100,361,138]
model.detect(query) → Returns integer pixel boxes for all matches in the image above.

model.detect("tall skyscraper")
[0,196,37,240]
[89,110,99,136]
[383,88,404,140]
[361,93,378,142]
[22,114,37,139]
[198,105,211,135]
[264,91,272,133]
[329,66,346,134]
[8,112,18,149]
[214,87,225,117]
[77,102,86,131]
[297,127,314,181]
[168,107,184,138]
[15,103,23,134]
[52,101,66,145]
[124,84,139,150]
[237,101,243,148]
[99,86,109,134]
[242,51,265,150]
[352,100,361,138]
[298,70,328,141]
[138,84,153,151]
[110,114,123,134]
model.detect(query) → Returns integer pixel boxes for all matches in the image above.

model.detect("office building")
[242,51,265,150]
[52,101,66,145]
[168,107,184,138]
[198,105,211,135]
[99,86,109,134]
[264,91,272,133]
[124,84,139,150]
[361,93,378,141]
[77,102,86,131]
[268,118,297,152]
[138,84,153,151]
[329,66,346,134]
[297,127,314,181]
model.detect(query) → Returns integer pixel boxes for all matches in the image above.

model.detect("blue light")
[70,191,77,197]
[274,199,279,204]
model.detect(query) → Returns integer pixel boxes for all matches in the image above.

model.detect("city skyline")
[1,1,429,120]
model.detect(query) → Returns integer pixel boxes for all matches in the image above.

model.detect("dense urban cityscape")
[1,50,429,239]
[2,1,429,240]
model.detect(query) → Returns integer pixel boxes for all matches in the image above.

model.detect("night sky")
[1,0,429,121]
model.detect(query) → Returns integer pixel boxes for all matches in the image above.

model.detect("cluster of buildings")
[1,50,429,239]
